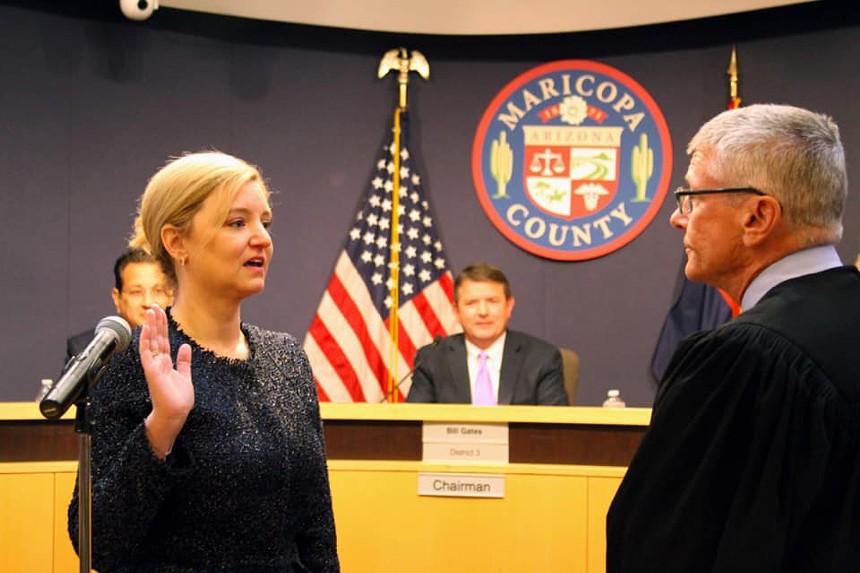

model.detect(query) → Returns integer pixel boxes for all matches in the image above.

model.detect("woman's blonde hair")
[129,151,269,283]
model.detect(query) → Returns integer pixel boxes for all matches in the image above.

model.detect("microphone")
[40,316,132,420]
[379,335,443,403]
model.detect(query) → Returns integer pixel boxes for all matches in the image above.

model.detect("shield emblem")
[523,126,623,220]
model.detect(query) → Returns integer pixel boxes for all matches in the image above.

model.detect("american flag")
[303,110,460,402]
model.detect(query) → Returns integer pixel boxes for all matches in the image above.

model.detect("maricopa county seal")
[472,60,672,261]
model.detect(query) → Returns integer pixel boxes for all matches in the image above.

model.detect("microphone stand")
[379,368,416,403]
[73,363,114,573]
[379,335,443,403]
[41,316,130,573]
[74,394,93,573]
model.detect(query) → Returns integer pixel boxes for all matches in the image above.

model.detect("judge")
[607,104,860,571]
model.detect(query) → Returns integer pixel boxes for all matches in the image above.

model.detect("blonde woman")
[69,151,339,572]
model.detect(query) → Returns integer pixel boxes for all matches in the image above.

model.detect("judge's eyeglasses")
[673,187,765,215]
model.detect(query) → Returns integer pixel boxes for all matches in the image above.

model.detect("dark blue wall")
[1,2,858,405]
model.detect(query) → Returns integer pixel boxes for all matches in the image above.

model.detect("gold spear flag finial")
[378,48,430,109]
[727,45,741,109]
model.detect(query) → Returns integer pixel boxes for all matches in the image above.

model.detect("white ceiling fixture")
[159,0,813,35]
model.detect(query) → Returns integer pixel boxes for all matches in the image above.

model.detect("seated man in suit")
[65,248,173,362]
[406,263,568,405]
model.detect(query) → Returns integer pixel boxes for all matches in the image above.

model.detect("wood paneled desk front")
[0,402,650,572]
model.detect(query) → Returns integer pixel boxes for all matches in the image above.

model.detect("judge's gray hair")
[688,103,847,242]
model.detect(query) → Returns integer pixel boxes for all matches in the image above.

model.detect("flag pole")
[718,45,744,317]
[727,45,741,110]
[389,108,402,403]
[378,48,430,401]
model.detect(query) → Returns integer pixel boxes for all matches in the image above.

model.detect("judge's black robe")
[607,267,860,572]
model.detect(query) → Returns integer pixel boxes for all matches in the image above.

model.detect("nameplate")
[417,473,505,498]
[422,422,509,443]
[422,422,509,464]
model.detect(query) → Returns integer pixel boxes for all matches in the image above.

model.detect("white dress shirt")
[741,245,842,310]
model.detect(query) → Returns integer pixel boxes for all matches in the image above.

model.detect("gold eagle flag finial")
[377,48,430,109]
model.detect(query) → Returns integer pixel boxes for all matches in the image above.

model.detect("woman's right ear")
[161,225,185,263]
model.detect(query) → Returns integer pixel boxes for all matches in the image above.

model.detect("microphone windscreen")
[95,316,132,351]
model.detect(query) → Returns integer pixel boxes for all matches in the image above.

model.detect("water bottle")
[602,389,626,408]
[34,379,53,401]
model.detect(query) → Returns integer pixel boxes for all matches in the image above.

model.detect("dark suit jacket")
[65,329,94,371]
[406,330,568,405]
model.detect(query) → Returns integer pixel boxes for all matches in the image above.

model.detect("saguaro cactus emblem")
[490,131,513,198]
[630,132,653,202]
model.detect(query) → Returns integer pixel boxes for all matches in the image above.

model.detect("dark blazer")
[406,330,568,405]
[65,328,94,370]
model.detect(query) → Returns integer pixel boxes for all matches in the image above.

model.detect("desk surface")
[1,402,650,465]
[1,401,651,424]
[320,402,651,425]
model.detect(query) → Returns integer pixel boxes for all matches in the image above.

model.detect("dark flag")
[650,274,737,381]
[650,46,743,382]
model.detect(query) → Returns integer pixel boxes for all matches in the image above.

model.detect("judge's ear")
[742,196,782,246]
[160,224,186,263]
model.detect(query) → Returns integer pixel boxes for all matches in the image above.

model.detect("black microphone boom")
[379,334,443,403]
[40,316,132,420]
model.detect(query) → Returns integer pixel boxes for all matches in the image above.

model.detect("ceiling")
[159,0,814,35]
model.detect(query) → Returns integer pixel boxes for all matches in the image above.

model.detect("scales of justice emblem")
[522,124,624,220]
